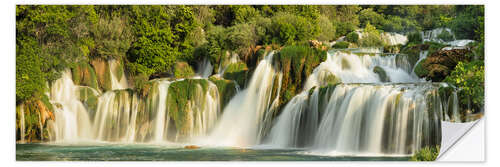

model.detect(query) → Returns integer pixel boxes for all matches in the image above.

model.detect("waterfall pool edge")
[16,143,410,161]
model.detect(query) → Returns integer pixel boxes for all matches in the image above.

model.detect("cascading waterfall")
[268,50,456,156]
[48,70,93,142]
[109,59,128,90]
[47,63,222,143]
[421,28,475,47]
[421,28,455,43]
[382,32,408,46]
[312,84,442,155]
[206,52,281,147]
[304,51,422,89]
[93,90,140,142]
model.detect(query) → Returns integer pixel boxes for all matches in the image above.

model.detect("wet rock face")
[415,49,471,81]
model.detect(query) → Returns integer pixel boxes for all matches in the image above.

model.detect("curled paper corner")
[437,118,483,161]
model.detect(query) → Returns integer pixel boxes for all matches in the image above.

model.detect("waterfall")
[19,104,25,143]
[216,53,240,77]
[448,91,461,123]
[93,90,140,142]
[267,49,457,156]
[382,32,408,46]
[206,52,281,147]
[421,28,455,43]
[48,70,93,142]
[151,80,171,142]
[197,58,213,78]
[109,59,128,90]
[304,51,422,90]
[313,84,441,155]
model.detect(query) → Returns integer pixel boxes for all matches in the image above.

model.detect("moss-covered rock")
[415,49,471,81]
[91,58,112,91]
[209,76,238,109]
[78,86,100,118]
[332,41,350,49]
[383,44,403,53]
[274,45,327,110]
[373,66,390,82]
[223,62,248,87]
[173,61,195,79]
[71,62,99,90]
[167,79,210,137]
[16,97,54,142]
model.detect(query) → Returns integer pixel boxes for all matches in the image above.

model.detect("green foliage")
[345,32,359,43]
[407,32,423,44]
[332,41,350,49]
[411,145,440,161]
[269,12,320,45]
[91,15,133,59]
[359,23,384,47]
[317,15,336,42]
[359,8,385,29]
[16,36,46,103]
[437,30,454,42]
[332,6,361,37]
[444,60,484,112]
[226,23,258,51]
[451,5,484,40]
[127,6,197,77]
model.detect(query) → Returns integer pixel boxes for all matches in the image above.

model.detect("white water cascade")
[197,58,214,78]
[267,50,456,156]
[382,32,408,46]
[109,59,129,90]
[206,52,282,147]
[19,104,26,143]
[48,70,93,142]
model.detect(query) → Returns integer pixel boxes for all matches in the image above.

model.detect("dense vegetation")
[16,5,484,147]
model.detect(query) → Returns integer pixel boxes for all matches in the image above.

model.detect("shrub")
[359,23,384,47]
[270,12,320,45]
[437,30,454,42]
[359,8,385,29]
[411,145,440,161]
[345,32,359,43]
[317,15,336,42]
[407,32,423,44]
[332,41,350,49]
[444,60,484,113]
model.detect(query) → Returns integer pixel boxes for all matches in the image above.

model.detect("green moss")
[332,41,350,49]
[173,61,195,79]
[78,87,99,117]
[373,66,390,82]
[209,76,238,109]
[114,59,125,81]
[276,45,327,110]
[414,58,429,78]
[167,79,209,134]
[71,62,99,90]
[223,62,248,86]
[410,145,440,161]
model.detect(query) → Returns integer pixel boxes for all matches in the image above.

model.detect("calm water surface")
[16,143,410,161]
